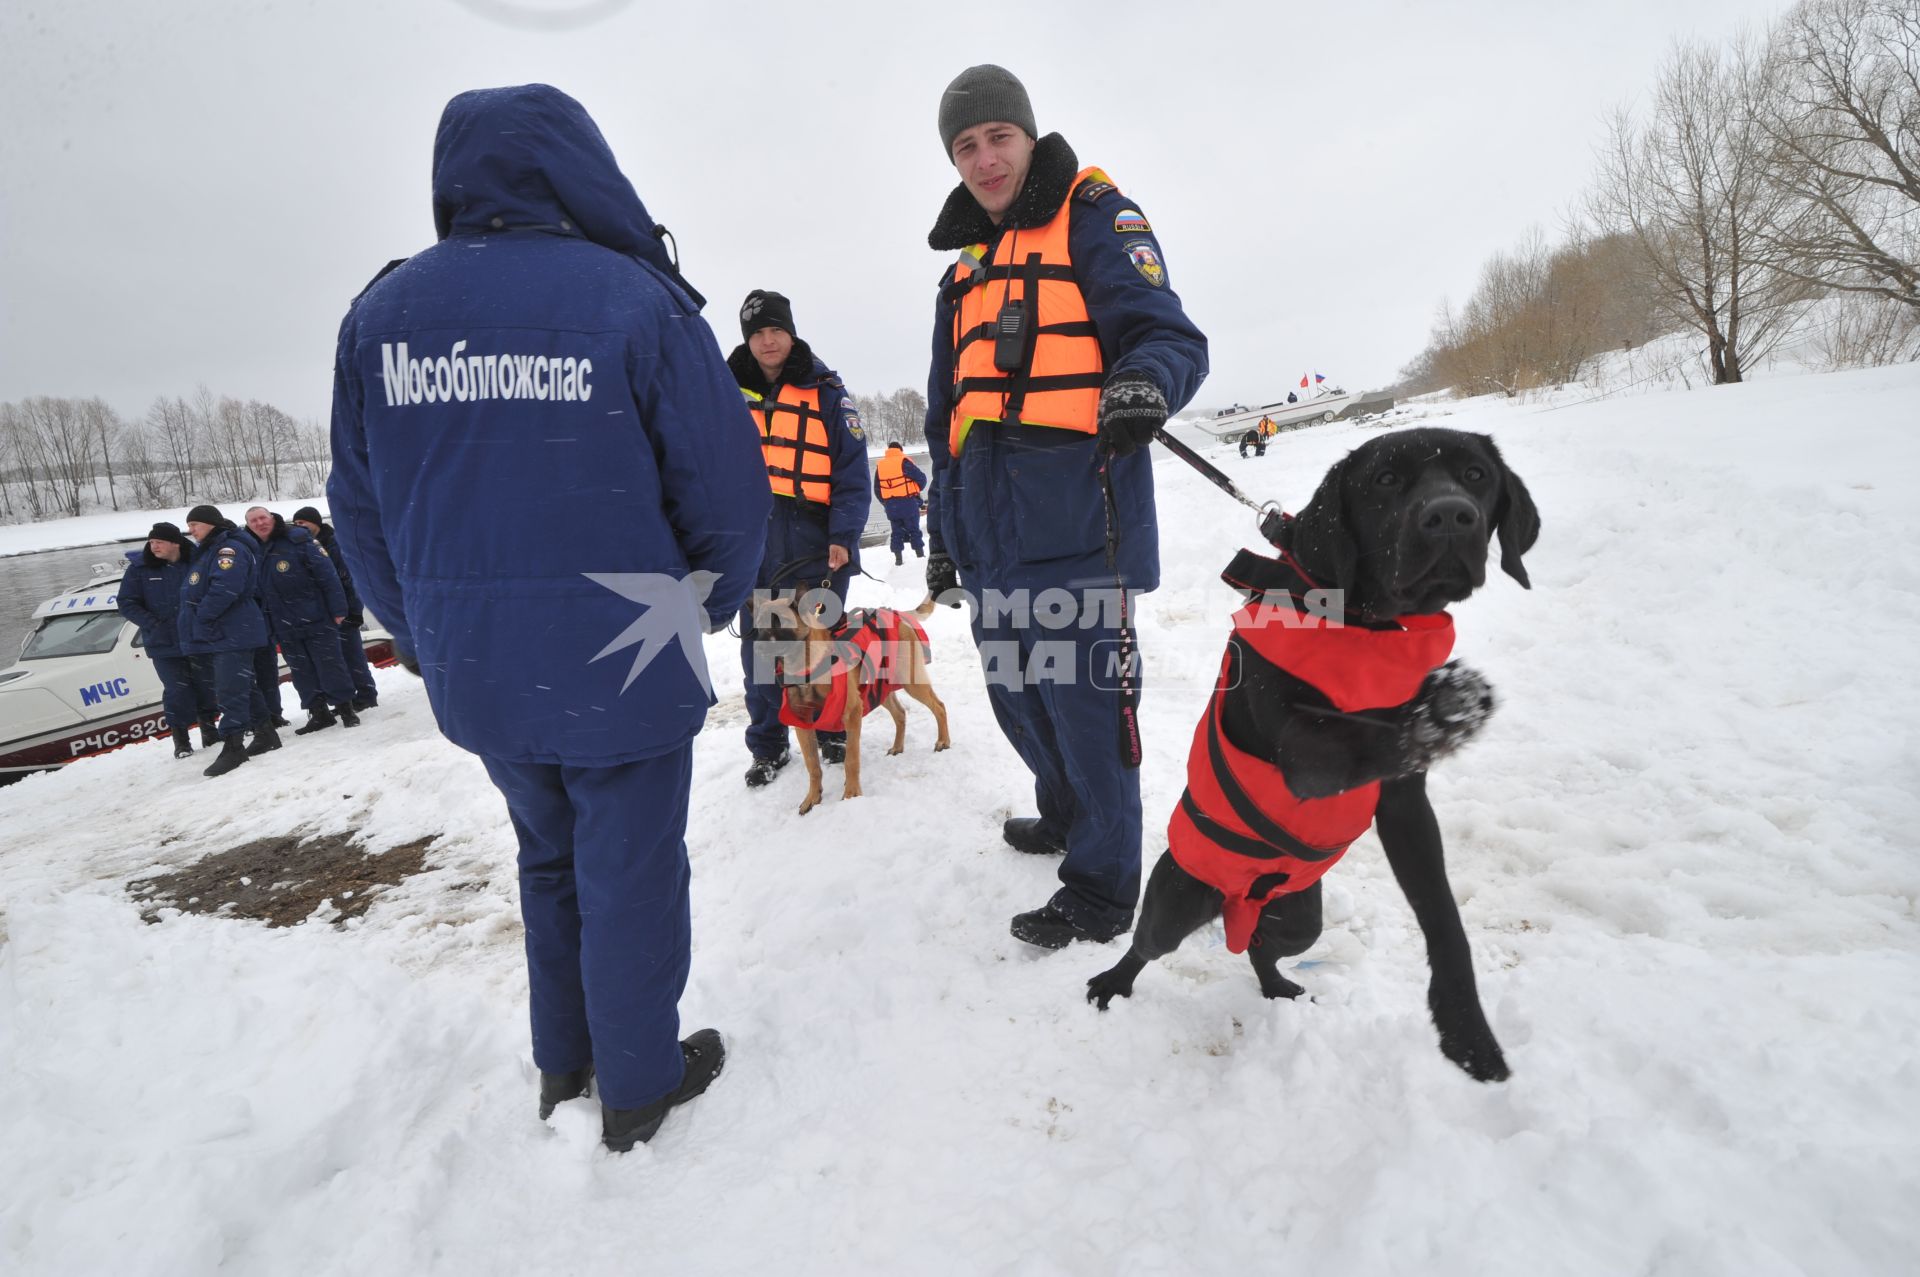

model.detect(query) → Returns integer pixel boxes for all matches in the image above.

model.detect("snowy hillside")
[2,362,1916,1275]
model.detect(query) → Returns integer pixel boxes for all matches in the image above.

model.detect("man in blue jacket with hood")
[921,66,1208,950]
[328,84,770,1152]
[118,521,218,759]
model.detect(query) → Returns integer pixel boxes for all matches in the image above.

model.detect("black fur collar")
[727,337,819,393]
[928,133,1079,251]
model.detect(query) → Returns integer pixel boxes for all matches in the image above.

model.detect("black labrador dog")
[1087,427,1540,1083]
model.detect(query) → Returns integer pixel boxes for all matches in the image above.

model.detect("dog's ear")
[1481,437,1540,589]
[1287,454,1358,594]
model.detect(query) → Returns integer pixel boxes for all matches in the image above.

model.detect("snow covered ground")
[2,362,1916,1275]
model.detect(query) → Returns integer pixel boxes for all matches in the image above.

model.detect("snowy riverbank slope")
[2,361,1916,1275]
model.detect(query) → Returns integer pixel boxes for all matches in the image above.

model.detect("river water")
[0,542,143,665]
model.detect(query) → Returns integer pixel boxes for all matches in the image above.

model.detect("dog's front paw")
[798,791,821,816]
[1086,962,1140,1010]
[841,782,862,802]
[1401,662,1496,770]
[1430,988,1510,1082]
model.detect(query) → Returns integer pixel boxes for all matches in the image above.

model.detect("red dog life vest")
[777,608,931,735]
[1166,600,1455,953]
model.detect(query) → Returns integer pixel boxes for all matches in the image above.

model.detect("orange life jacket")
[746,384,832,505]
[945,168,1111,455]
[876,449,921,499]
[1167,600,1455,954]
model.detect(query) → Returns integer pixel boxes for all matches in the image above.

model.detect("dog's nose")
[1418,495,1481,539]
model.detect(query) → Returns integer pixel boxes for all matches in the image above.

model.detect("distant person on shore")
[179,504,275,775]
[117,521,219,758]
[875,441,928,566]
[328,84,768,1151]
[291,507,379,711]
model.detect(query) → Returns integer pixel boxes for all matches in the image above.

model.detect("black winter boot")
[336,700,361,728]
[172,728,194,759]
[602,1029,726,1152]
[245,725,282,756]
[200,724,220,748]
[744,750,790,788]
[204,735,249,778]
[894,549,904,565]
[294,705,337,735]
[818,738,846,765]
[1002,817,1068,856]
[1010,902,1126,950]
[539,1065,594,1120]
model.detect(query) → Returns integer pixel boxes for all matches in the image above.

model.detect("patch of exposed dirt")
[128,834,436,928]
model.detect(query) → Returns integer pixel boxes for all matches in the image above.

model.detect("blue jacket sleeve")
[903,458,928,490]
[328,308,416,657]
[1069,187,1209,413]
[822,382,873,551]
[118,566,160,633]
[627,278,772,628]
[922,271,958,558]
[304,537,349,618]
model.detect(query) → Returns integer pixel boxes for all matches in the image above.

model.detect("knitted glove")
[1096,371,1168,458]
[926,552,962,608]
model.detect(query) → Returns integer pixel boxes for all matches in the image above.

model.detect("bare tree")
[81,397,123,511]
[1763,0,1920,309]
[17,396,95,517]
[1592,37,1817,383]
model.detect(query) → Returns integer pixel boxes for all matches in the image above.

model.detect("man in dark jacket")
[293,506,379,710]
[245,507,358,734]
[180,504,276,776]
[922,66,1208,949]
[727,289,872,785]
[328,84,769,1151]
[118,521,218,758]
[875,441,929,565]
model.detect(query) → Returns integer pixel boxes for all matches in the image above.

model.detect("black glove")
[344,609,365,629]
[1096,371,1168,458]
[926,551,961,608]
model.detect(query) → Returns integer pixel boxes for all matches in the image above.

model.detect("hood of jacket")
[431,83,705,308]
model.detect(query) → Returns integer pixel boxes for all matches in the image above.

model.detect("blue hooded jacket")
[328,84,771,766]
[178,526,271,655]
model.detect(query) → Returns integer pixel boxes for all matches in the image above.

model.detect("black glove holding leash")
[926,551,962,608]
[1096,370,1168,458]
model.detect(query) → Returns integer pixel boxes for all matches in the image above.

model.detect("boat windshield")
[20,612,124,660]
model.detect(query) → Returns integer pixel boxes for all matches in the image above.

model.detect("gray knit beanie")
[938,64,1036,156]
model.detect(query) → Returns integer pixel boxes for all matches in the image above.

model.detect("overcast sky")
[0,0,1793,425]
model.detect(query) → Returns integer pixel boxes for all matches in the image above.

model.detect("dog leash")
[1152,428,1289,545]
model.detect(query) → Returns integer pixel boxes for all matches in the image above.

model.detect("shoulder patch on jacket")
[1123,239,1167,288]
[1074,176,1117,204]
[842,404,865,440]
[1113,208,1151,235]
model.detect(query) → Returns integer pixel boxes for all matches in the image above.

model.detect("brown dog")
[759,595,951,815]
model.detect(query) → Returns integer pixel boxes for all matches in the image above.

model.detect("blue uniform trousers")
[971,600,1143,935]
[481,746,694,1110]
[883,497,924,556]
[252,645,283,717]
[151,654,218,734]
[207,648,269,738]
[338,623,378,704]
[280,622,356,709]
[739,561,852,761]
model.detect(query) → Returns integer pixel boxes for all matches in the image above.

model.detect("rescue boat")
[0,558,396,778]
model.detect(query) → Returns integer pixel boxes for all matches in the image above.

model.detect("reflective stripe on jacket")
[945,166,1110,455]
[748,383,833,505]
